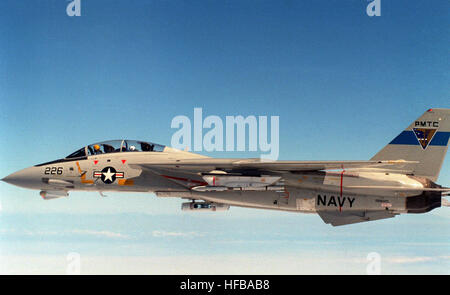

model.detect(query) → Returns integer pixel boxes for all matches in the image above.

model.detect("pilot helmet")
[94,144,100,150]
[130,145,136,151]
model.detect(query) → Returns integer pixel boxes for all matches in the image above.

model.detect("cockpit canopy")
[66,140,165,158]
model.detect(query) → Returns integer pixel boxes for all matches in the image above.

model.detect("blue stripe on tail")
[430,131,450,146]
[389,131,450,146]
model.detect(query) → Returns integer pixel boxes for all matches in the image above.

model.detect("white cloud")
[0,228,128,239]
[71,229,128,239]
[385,256,450,264]
[1,252,449,275]
[152,230,204,238]
[0,253,361,275]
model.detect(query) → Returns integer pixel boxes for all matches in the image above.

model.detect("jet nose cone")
[2,171,21,185]
[2,167,41,189]
[2,174,14,184]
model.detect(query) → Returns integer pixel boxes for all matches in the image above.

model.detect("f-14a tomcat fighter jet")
[3,109,450,226]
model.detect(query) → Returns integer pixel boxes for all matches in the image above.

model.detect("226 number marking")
[44,167,63,175]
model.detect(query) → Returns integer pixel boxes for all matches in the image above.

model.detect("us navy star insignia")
[93,167,124,184]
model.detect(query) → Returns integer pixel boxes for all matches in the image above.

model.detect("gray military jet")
[3,109,450,226]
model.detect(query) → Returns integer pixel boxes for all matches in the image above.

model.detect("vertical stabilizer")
[371,109,450,181]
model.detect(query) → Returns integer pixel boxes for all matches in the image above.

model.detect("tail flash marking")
[389,130,450,147]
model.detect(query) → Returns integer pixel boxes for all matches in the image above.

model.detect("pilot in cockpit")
[103,144,114,153]
[93,144,103,154]
[141,142,154,151]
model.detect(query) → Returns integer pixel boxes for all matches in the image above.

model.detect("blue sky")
[0,0,449,274]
